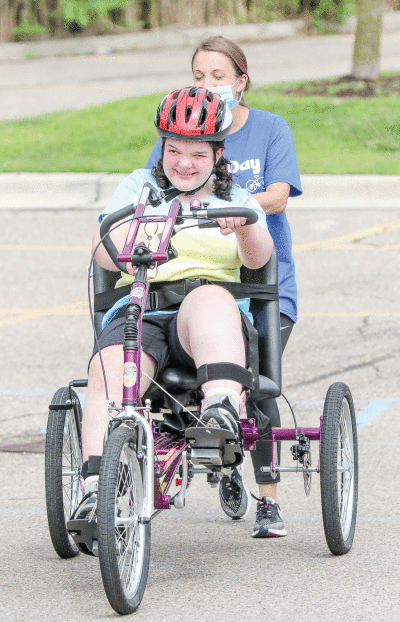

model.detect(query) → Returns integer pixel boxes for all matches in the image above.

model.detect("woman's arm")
[253,182,290,215]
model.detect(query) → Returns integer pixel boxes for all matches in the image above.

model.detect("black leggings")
[250,313,294,485]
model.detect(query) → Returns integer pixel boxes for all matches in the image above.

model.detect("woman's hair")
[151,139,232,201]
[191,36,251,106]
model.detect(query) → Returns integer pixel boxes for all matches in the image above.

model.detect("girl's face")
[192,50,247,99]
[163,139,222,192]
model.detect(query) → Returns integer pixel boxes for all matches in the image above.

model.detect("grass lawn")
[1,73,399,174]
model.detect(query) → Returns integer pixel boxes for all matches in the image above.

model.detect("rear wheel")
[320,382,358,555]
[97,426,151,615]
[45,387,83,559]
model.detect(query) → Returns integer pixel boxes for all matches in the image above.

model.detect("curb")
[1,174,400,210]
[1,12,399,62]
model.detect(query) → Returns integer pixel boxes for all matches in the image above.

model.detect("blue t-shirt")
[146,108,302,322]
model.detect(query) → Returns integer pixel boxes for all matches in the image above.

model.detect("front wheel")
[97,426,151,615]
[320,382,358,555]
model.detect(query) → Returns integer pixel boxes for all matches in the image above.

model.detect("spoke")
[109,441,145,598]
[341,437,353,470]
[337,401,355,536]
[119,524,137,587]
[60,412,82,518]
[339,412,354,473]
[340,475,352,530]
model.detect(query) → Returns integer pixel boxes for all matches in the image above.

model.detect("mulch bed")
[279,74,400,98]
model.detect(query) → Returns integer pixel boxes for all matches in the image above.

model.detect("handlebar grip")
[205,207,258,225]
[99,203,137,273]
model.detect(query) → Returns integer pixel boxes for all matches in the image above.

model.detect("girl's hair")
[191,36,251,107]
[151,139,232,201]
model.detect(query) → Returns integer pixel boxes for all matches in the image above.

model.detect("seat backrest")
[92,260,119,337]
[240,248,282,395]
[92,249,282,395]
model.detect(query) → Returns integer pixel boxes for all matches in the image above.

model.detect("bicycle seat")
[148,366,279,401]
[157,367,198,392]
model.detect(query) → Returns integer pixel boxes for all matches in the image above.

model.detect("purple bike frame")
[109,193,322,511]
[117,198,181,407]
[150,420,322,510]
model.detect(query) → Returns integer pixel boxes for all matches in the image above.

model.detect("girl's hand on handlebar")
[217,216,248,236]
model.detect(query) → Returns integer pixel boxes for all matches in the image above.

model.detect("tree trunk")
[351,0,384,80]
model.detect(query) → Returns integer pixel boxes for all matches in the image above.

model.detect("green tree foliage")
[62,0,129,28]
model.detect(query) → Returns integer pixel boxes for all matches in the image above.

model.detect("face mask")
[207,77,243,110]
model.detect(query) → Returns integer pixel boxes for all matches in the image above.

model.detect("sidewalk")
[0,21,303,61]
[1,11,399,61]
[1,173,399,210]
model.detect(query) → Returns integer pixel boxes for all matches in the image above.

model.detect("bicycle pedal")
[190,447,223,466]
[185,427,241,467]
[67,517,98,556]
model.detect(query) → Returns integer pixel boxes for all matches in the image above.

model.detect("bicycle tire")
[320,382,358,555]
[45,387,83,559]
[97,426,151,614]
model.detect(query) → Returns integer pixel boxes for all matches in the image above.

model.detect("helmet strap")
[163,187,183,202]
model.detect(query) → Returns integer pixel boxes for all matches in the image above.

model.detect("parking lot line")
[356,399,399,431]
[1,304,400,326]
[293,221,400,253]
[0,301,88,326]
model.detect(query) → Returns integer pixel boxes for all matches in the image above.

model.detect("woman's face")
[192,50,247,99]
[163,138,222,192]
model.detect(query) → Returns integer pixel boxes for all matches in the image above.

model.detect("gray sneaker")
[219,466,251,520]
[251,496,287,538]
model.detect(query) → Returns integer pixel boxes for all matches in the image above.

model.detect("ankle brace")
[81,455,102,480]
[197,362,255,391]
[202,388,240,413]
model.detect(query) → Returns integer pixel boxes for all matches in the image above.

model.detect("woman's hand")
[217,216,247,236]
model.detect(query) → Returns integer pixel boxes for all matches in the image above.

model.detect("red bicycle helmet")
[154,86,232,141]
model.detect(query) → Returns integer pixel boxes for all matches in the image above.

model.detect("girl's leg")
[176,285,245,395]
[82,345,156,461]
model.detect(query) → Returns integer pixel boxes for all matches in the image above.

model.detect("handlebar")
[99,203,138,272]
[183,207,258,226]
[99,195,258,273]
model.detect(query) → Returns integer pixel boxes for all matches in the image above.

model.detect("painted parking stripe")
[293,221,400,253]
[0,300,88,327]
[287,398,399,431]
[356,399,399,431]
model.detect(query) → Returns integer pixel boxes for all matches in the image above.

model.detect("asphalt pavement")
[1,207,400,622]
[1,13,400,622]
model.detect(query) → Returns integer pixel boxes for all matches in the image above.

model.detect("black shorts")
[91,310,251,379]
